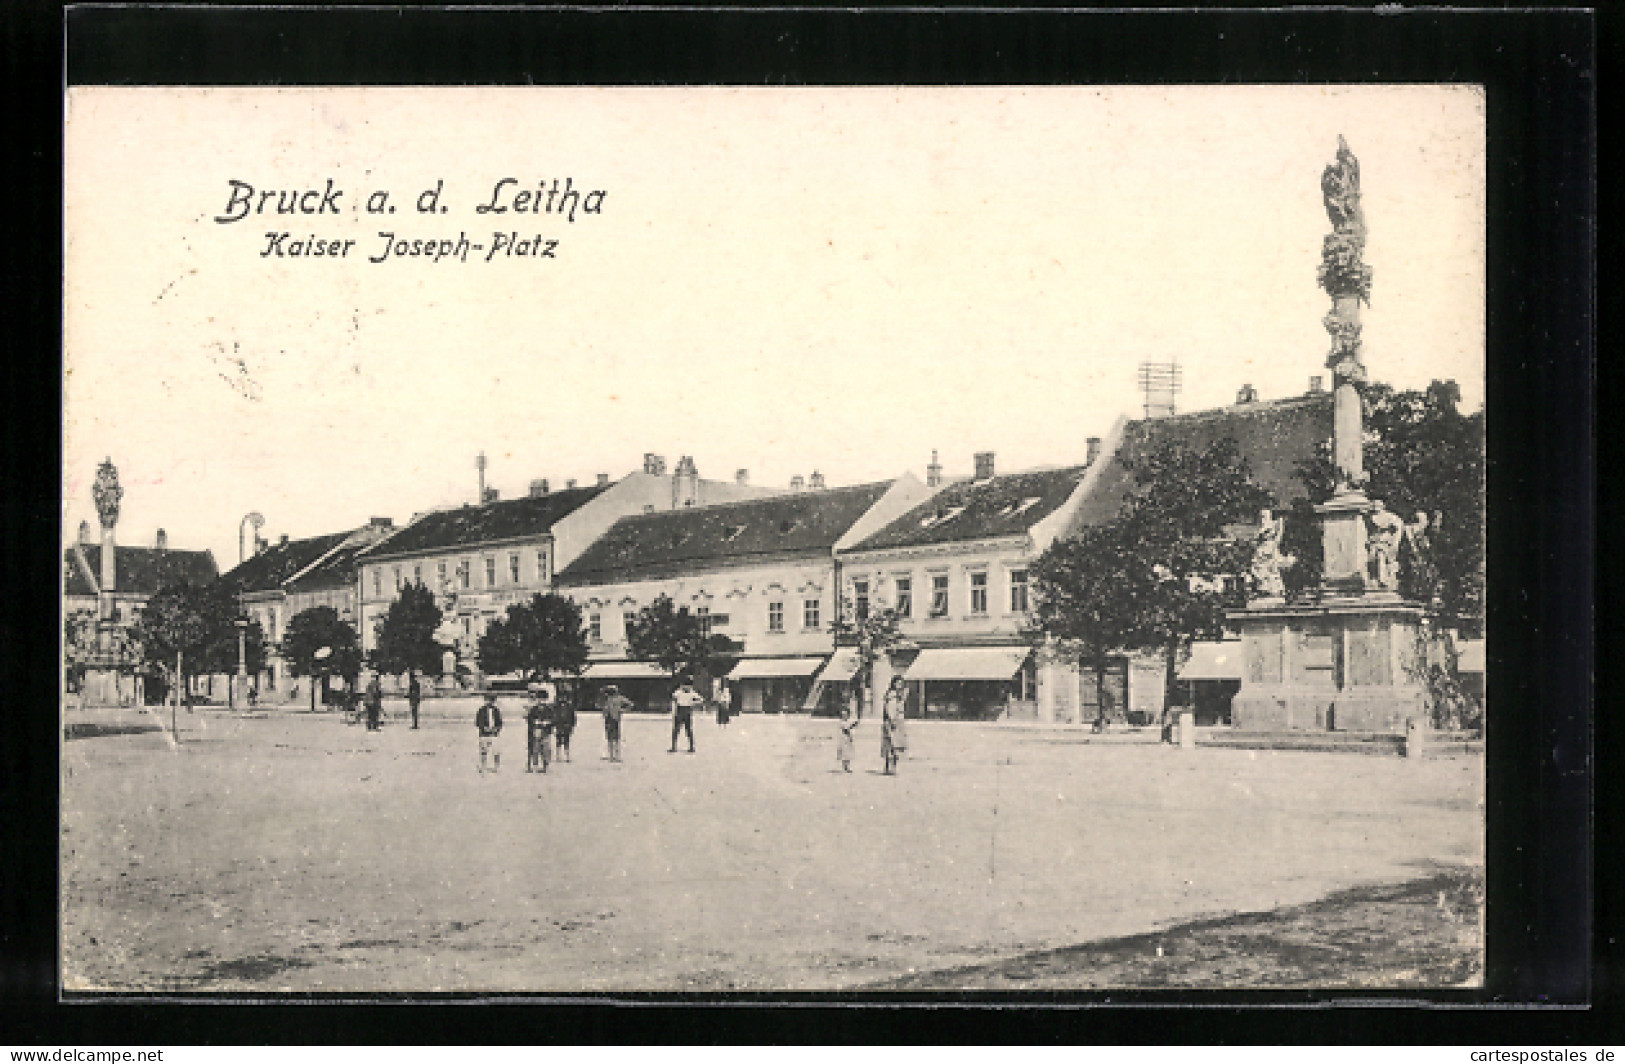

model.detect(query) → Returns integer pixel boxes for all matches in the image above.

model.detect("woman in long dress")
[835,704,856,772]
[880,676,909,775]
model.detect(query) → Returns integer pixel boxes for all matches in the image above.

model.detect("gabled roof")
[556,481,894,586]
[843,465,1090,552]
[217,531,354,595]
[63,544,219,598]
[1071,393,1332,530]
[284,532,392,594]
[365,484,612,560]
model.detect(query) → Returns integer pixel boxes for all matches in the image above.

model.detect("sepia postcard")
[61,84,1487,995]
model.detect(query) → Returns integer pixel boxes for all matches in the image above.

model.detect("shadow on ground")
[867,865,1484,990]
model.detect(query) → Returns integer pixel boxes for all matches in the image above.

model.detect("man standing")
[476,690,503,774]
[669,677,703,754]
[408,674,422,730]
[600,683,628,762]
[524,682,555,773]
[714,681,733,728]
[364,673,384,731]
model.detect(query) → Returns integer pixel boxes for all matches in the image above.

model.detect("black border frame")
[1,1,1603,1044]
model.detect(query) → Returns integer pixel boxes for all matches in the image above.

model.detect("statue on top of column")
[92,457,123,529]
[1318,135,1374,343]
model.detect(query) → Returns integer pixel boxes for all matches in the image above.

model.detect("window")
[437,560,447,587]
[393,565,402,591]
[589,613,602,642]
[509,552,521,584]
[623,612,638,639]
[710,613,730,629]
[459,560,471,589]
[538,550,549,585]
[697,606,711,637]
[970,571,988,614]
[413,564,422,585]
[267,611,278,643]
[768,601,785,632]
[930,574,950,617]
[1010,569,1030,613]
[485,556,497,587]
[372,570,382,596]
[853,579,870,621]
[894,577,913,618]
[803,598,821,630]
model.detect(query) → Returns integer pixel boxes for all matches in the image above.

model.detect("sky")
[63,85,1485,572]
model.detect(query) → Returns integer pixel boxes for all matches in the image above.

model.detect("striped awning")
[902,647,1030,681]
[814,647,863,684]
[727,657,827,680]
[581,660,670,681]
[1178,641,1243,681]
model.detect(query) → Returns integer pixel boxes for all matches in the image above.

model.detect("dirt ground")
[60,701,1484,992]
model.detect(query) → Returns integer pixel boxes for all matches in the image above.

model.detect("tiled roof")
[1071,394,1332,530]
[284,534,388,593]
[218,531,354,595]
[556,481,894,586]
[844,465,1090,552]
[365,484,611,560]
[63,544,219,598]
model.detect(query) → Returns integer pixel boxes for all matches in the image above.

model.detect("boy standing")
[669,677,703,754]
[600,684,628,762]
[476,691,503,774]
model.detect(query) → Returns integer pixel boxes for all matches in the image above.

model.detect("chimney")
[735,468,749,486]
[926,450,943,488]
[529,478,548,498]
[673,455,700,508]
[789,474,805,492]
[643,453,667,476]
[974,451,995,481]
[1086,437,1102,466]
[596,472,610,488]
[566,478,577,490]
[279,533,290,547]
[1236,383,1258,405]
[155,528,168,550]
[369,516,393,529]
[78,520,92,545]
[483,487,500,503]
[1308,375,1325,394]
[809,471,826,490]
[254,535,269,556]
[476,451,488,502]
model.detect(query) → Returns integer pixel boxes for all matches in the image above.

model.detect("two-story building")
[554,474,935,712]
[832,448,1113,722]
[357,457,775,681]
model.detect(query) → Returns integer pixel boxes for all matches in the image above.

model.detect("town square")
[61,86,1486,993]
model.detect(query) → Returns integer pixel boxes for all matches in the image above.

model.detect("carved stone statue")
[92,457,123,529]
[1249,509,1296,600]
[1403,510,1442,599]
[1318,136,1374,308]
[1366,502,1405,590]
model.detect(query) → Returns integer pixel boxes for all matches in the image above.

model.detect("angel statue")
[1366,502,1405,590]
[1249,508,1296,600]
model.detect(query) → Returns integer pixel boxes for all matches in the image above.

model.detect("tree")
[132,581,265,712]
[625,594,741,681]
[828,589,906,718]
[1284,380,1486,633]
[1033,437,1274,711]
[477,593,590,682]
[370,582,448,688]
[281,606,362,711]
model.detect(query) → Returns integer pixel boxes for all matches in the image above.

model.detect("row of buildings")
[67,385,1348,722]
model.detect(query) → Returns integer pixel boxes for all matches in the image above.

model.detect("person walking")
[524,682,556,773]
[836,703,856,773]
[476,690,503,774]
[364,674,384,731]
[600,684,629,762]
[714,681,733,728]
[554,686,577,763]
[669,677,702,754]
[881,675,909,775]
[408,674,422,730]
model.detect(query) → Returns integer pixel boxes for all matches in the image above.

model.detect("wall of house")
[838,538,1040,647]
[359,536,552,657]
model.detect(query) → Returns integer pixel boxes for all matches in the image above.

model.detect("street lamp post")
[234,617,249,710]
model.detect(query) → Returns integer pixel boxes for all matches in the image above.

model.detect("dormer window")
[998,497,1044,518]
[721,524,746,542]
[779,519,798,534]
[919,506,967,529]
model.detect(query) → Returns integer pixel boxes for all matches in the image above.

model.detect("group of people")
[836,675,909,775]
[344,673,425,731]
[474,680,631,773]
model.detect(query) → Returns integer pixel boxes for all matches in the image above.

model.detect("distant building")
[358,459,776,680]
[555,475,935,712]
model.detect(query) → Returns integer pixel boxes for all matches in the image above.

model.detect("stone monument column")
[89,457,124,705]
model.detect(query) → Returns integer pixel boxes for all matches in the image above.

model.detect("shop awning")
[814,647,862,684]
[726,656,827,680]
[581,660,670,681]
[1178,641,1243,681]
[1456,639,1485,674]
[902,647,1030,681]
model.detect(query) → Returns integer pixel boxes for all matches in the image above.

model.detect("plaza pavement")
[60,701,1483,991]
